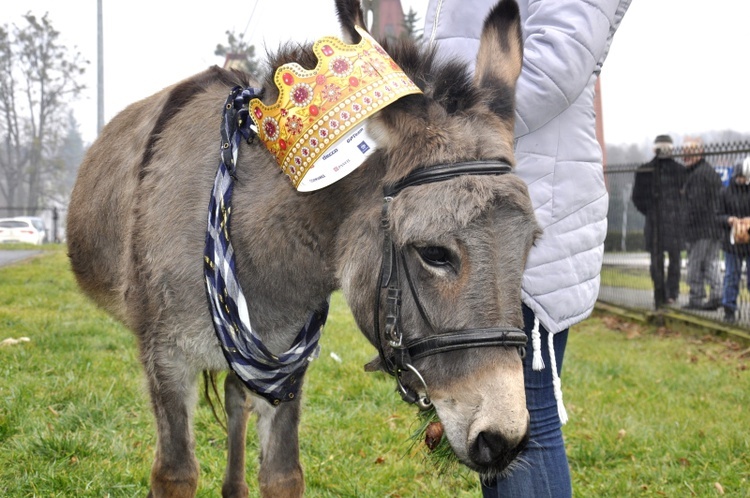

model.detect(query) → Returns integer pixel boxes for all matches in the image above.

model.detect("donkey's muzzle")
[469,426,529,472]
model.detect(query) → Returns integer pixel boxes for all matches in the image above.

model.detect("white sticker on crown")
[296,122,376,192]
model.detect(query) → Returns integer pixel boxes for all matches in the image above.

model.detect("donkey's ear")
[335,0,368,43]
[474,0,523,114]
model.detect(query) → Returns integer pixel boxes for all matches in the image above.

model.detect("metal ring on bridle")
[397,363,432,410]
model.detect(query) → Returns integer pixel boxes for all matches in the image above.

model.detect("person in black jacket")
[632,135,687,307]
[681,137,723,310]
[717,156,750,323]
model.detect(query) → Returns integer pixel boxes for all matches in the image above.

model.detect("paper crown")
[249,26,422,191]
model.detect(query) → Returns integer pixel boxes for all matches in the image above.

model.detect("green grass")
[1,247,748,496]
[601,265,693,295]
[566,317,749,496]
[601,266,653,290]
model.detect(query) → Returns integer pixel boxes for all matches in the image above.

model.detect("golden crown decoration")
[249,26,422,191]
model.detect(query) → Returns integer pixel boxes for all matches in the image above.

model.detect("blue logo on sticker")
[357,141,370,154]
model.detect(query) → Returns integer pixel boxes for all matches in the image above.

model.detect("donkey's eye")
[416,246,452,267]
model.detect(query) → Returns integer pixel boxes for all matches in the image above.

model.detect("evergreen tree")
[214,30,260,75]
[51,112,85,205]
[403,7,422,41]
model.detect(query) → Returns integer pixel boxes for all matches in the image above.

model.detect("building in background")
[364,0,405,42]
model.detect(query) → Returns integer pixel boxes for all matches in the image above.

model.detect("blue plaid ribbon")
[204,86,328,406]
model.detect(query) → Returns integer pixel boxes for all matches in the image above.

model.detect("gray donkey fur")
[67,0,538,496]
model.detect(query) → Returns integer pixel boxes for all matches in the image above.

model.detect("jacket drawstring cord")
[531,316,568,424]
[531,316,544,371]
[548,330,568,425]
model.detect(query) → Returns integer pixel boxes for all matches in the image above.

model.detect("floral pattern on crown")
[249,26,422,189]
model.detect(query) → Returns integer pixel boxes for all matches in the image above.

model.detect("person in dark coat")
[716,156,750,323]
[681,137,723,310]
[632,135,687,306]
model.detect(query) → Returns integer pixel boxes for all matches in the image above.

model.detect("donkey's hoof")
[259,473,304,498]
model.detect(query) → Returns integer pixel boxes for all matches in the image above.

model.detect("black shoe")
[682,302,702,310]
[699,299,722,311]
[724,309,736,324]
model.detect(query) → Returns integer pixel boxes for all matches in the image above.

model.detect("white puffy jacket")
[425,0,631,334]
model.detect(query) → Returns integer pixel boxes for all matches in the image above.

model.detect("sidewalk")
[0,249,42,267]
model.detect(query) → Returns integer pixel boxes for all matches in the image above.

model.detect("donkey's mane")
[141,66,251,177]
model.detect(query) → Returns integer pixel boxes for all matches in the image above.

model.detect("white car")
[0,217,46,245]
[14,216,48,243]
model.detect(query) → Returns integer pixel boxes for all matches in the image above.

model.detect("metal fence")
[602,140,750,329]
[0,206,66,243]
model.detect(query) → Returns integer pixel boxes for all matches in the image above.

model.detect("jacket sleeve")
[717,189,731,234]
[710,170,724,234]
[514,0,631,137]
[631,164,652,215]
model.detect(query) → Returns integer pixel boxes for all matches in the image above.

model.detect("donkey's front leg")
[254,391,305,498]
[143,350,201,498]
[222,372,252,498]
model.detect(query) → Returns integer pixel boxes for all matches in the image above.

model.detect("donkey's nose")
[469,429,527,469]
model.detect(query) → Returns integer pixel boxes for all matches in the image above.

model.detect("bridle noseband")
[374,160,528,410]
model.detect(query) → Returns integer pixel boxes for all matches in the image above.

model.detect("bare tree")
[0,13,87,213]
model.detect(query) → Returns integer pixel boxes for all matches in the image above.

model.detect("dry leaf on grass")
[601,315,645,339]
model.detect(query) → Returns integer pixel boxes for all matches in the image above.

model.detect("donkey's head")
[333,0,540,477]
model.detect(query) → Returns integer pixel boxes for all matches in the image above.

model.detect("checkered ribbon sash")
[204,86,328,406]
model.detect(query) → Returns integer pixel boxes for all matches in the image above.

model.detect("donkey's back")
[68,67,248,325]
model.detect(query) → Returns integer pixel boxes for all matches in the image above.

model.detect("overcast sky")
[2,1,748,149]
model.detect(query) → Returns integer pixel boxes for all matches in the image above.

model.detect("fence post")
[52,207,59,243]
[651,157,665,310]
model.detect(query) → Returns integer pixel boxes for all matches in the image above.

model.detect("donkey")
[67,0,538,496]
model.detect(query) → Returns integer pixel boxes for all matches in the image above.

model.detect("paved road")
[0,250,42,267]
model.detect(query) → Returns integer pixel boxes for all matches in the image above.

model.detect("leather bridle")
[373,160,529,410]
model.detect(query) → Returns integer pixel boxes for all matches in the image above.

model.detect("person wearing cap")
[424,0,631,496]
[681,137,723,310]
[632,135,687,307]
[716,156,750,323]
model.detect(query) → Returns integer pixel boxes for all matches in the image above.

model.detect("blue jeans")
[722,251,749,311]
[481,305,571,498]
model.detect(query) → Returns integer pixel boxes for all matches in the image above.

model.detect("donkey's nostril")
[471,430,512,467]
